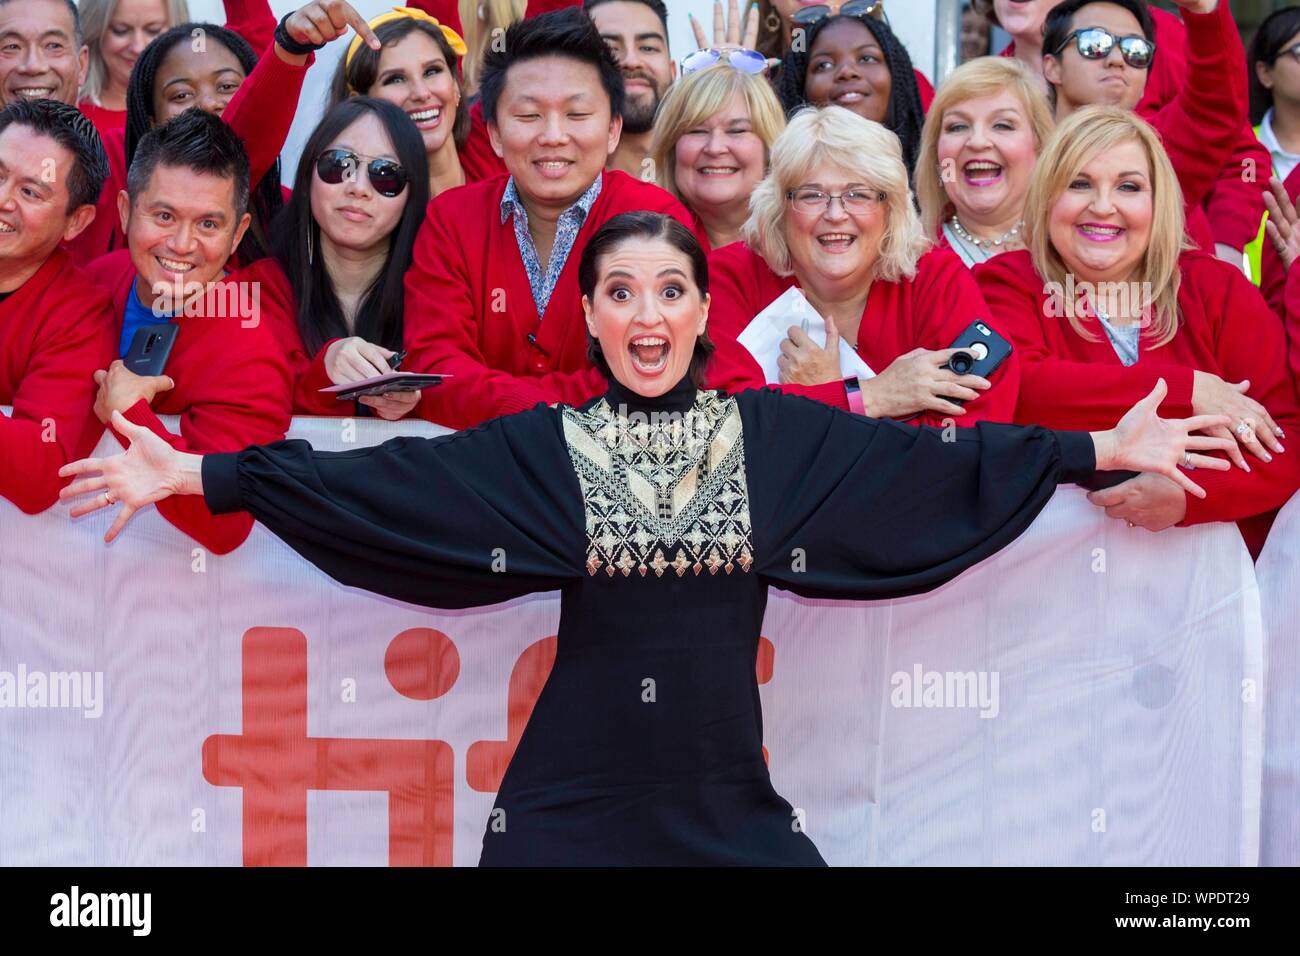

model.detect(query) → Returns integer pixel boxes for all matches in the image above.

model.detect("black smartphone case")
[123,323,179,378]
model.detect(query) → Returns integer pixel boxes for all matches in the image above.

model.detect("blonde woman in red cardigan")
[706,105,1019,428]
[975,106,1300,556]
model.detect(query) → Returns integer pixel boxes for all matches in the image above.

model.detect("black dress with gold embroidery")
[202,376,1097,865]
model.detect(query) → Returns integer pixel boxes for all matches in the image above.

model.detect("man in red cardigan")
[403,8,693,430]
[0,98,116,514]
[1040,0,1250,254]
[84,109,290,554]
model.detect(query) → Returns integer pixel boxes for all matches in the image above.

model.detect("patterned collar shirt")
[500,172,604,318]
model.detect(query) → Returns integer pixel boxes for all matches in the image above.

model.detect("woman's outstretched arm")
[61,408,585,609]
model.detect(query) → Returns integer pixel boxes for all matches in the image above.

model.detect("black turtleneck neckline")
[602,374,698,417]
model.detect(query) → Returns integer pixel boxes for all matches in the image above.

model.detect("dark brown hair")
[578,212,715,389]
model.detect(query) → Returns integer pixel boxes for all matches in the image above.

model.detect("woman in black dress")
[60,212,1233,866]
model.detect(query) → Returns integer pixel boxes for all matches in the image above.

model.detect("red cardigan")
[67,42,310,267]
[0,252,117,514]
[242,257,365,417]
[1260,160,1300,319]
[84,250,292,553]
[974,248,1300,533]
[705,243,1020,427]
[402,169,693,429]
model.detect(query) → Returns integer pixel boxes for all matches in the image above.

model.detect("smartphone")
[941,321,1013,404]
[123,323,179,378]
[325,372,446,401]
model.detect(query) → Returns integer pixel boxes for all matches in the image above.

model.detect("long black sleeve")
[737,389,1096,600]
[201,406,586,608]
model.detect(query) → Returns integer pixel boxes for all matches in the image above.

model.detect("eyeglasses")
[1053,28,1155,70]
[790,0,887,29]
[315,148,409,198]
[1274,42,1300,64]
[785,187,886,215]
[681,47,768,76]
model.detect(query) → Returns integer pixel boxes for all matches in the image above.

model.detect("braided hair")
[776,13,924,179]
[124,22,282,264]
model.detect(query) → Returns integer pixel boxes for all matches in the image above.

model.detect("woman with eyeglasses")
[974,107,1300,557]
[61,209,1232,865]
[648,61,785,252]
[240,97,429,419]
[707,106,1018,427]
[915,57,1052,268]
[773,8,925,176]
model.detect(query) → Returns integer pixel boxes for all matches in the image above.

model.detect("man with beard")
[586,0,676,179]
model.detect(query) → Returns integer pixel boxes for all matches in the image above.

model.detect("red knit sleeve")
[1179,261,1300,525]
[0,279,115,514]
[112,320,292,554]
[222,0,277,57]
[223,42,313,190]
[1148,2,1247,212]
[973,253,1195,428]
[1203,124,1270,252]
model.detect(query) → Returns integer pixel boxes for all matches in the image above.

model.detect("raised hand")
[778,314,841,385]
[1264,175,1300,273]
[58,411,201,543]
[1094,379,1236,498]
[689,0,759,53]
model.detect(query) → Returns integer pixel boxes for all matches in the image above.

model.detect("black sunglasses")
[790,0,886,28]
[1054,27,1155,70]
[315,148,409,198]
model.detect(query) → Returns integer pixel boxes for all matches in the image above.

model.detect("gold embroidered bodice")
[561,390,754,577]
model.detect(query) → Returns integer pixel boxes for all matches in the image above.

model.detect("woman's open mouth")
[629,335,670,374]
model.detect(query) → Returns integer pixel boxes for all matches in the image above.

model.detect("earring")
[307,225,314,266]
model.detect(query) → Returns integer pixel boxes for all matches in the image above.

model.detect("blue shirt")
[119,281,171,357]
[500,173,602,318]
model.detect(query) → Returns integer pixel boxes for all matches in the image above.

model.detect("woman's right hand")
[860,348,991,419]
[283,0,380,50]
[1191,370,1284,468]
[58,411,202,543]
[325,337,398,384]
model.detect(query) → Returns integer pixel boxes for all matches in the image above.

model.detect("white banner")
[0,416,1267,865]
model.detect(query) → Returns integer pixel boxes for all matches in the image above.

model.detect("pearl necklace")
[949,215,1023,248]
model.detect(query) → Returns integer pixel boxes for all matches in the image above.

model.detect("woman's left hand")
[1086,473,1187,531]
[777,314,842,386]
[1093,379,1236,498]
[1264,176,1300,273]
[689,0,759,53]
[359,389,422,421]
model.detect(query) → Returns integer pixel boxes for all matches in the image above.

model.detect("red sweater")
[1005,5,1263,250]
[0,252,117,514]
[84,250,292,553]
[242,257,361,417]
[67,43,310,267]
[77,100,126,138]
[705,243,1020,427]
[1259,159,1300,318]
[974,248,1300,532]
[402,169,693,429]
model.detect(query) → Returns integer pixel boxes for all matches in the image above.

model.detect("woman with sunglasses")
[1040,0,1260,260]
[707,106,1018,427]
[648,61,785,251]
[774,8,925,176]
[241,97,429,419]
[61,210,1231,865]
[975,107,1300,558]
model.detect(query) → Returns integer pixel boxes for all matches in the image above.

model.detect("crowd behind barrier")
[0,414,1277,866]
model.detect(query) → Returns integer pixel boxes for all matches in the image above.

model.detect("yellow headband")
[344,6,468,73]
